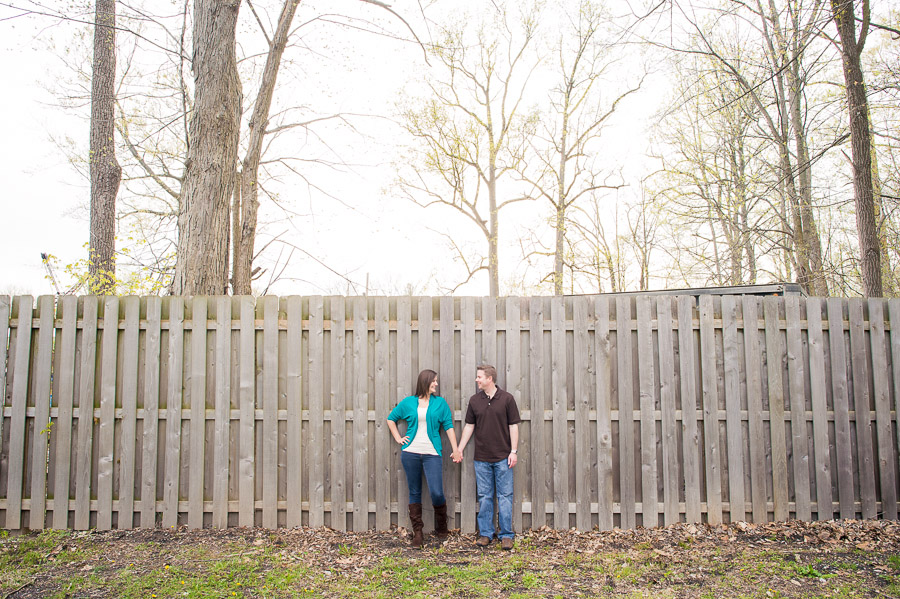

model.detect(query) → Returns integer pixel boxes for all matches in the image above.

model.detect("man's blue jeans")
[401,451,446,506]
[474,459,514,539]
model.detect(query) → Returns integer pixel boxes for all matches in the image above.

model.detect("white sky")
[0,0,658,297]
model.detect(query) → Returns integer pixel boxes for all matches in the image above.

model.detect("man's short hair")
[477,364,497,383]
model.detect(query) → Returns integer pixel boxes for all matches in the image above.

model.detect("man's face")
[475,370,492,390]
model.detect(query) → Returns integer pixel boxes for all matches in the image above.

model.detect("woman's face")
[429,377,439,394]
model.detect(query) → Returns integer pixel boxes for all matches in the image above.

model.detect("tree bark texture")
[553,106,569,296]
[488,173,500,299]
[89,0,121,293]
[232,0,300,295]
[174,0,242,295]
[831,0,882,297]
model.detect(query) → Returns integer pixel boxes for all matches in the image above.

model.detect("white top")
[403,404,438,455]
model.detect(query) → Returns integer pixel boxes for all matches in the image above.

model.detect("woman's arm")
[453,423,475,462]
[446,427,459,455]
[386,419,408,445]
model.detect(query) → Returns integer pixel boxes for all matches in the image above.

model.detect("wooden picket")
[1,293,898,533]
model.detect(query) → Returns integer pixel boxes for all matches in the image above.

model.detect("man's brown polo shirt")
[464,387,521,462]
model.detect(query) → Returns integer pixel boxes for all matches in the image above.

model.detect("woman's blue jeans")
[474,459,514,539]
[401,451,445,506]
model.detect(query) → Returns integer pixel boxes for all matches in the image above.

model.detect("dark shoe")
[476,536,491,547]
[500,538,514,551]
[433,504,449,538]
[408,503,424,548]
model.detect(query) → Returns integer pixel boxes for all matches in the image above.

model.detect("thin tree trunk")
[233,0,300,295]
[554,204,566,295]
[488,173,500,298]
[871,133,893,294]
[742,202,757,284]
[89,0,121,294]
[174,0,242,295]
[831,0,881,297]
[788,60,828,295]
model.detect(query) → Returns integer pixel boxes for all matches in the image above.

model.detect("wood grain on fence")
[1,294,899,532]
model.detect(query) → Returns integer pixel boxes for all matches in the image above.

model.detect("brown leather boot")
[433,503,449,538]
[408,503,424,548]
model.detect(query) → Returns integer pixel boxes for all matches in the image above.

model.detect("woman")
[387,369,458,547]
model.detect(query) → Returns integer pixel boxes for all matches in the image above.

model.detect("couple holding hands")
[387,365,520,550]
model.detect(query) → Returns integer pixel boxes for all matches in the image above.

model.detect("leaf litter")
[1,518,898,597]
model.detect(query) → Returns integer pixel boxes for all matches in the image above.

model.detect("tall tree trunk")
[552,93,570,296]
[787,62,828,296]
[554,202,566,295]
[89,0,121,294]
[233,0,300,295]
[870,134,893,294]
[831,0,881,297]
[488,172,500,298]
[174,0,242,295]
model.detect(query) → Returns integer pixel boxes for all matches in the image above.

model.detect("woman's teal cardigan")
[387,395,454,455]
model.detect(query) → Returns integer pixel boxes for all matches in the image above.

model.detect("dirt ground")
[2,518,899,598]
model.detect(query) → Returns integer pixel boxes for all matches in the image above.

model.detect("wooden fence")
[0,294,898,533]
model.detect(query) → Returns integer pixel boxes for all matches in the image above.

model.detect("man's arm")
[453,423,475,462]
[507,423,519,468]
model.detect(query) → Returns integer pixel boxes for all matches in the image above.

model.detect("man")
[453,364,521,550]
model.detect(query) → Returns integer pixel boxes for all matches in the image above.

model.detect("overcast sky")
[0,1,657,297]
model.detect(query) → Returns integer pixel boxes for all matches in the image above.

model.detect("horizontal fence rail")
[0,294,898,532]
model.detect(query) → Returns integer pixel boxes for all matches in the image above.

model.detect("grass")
[0,528,895,598]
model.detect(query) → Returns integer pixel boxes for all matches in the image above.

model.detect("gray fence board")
[722,296,745,523]
[118,296,140,530]
[7,296,33,530]
[30,296,54,529]
[616,297,637,529]
[188,298,208,529]
[574,297,592,530]
[74,297,99,530]
[97,297,119,531]
[594,297,613,530]
[396,297,411,530]
[213,297,232,528]
[764,298,789,522]
[0,297,8,465]
[375,297,391,530]
[285,297,303,528]
[329,296,346,531]
[52,296,78,529]
[307,297,324,528]
[743,297,766,523]
[657,298,679,525]
[528,298,546,530]
[678,296,702,524]
[869,299,897,520]
[848,299,876,519]
[162,298,184,528]
[636,296,658,527]
[352,297,368,531]
[785,297,811,521]
[808,298,834,520]
[551,297,568,528]
[890,300,900,520]
[699,295,723,524]
[262,297,279,529]
[140,297,161,528]
[827,297,855,519]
